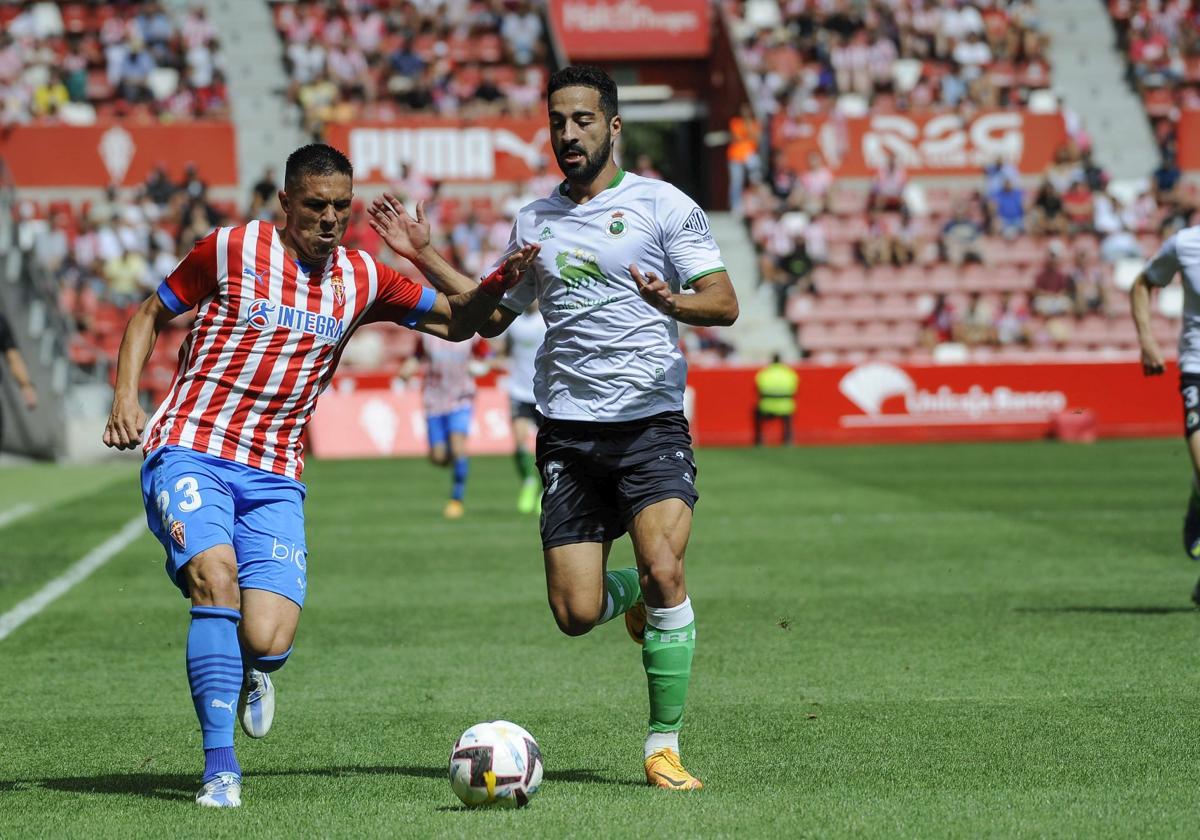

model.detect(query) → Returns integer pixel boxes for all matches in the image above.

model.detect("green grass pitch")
[3,439,1200,838]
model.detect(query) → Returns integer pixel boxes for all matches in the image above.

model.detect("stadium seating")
[0,1,228,125]
[269,0,550,135]
[728,0,1186,365]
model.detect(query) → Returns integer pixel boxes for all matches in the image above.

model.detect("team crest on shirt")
[604,210,628,239]
[330,266,346,306]
[170,518,186,550]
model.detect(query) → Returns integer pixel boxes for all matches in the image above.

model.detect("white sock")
[645,730,680,759]
[599,592,615,624]
[644,596,694,631]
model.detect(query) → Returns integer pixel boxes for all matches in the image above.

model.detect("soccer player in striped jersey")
[101,144,537,807]
[372,66,739,790]
[407,332,492,518]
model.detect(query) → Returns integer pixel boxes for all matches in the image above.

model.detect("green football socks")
[642,598,696,735]
[598,567,641,624]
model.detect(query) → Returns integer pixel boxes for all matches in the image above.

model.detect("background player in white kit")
[370,65,738,789]
[505,302,546,513]
[1133,225,1200,601]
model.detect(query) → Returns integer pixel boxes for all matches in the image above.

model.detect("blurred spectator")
[1153,154,1182,203]
[798,151,834,215]
[957,292,998,345]
[1069,249,1107,317]
[1029,180,1069,236]
[634,154,663,180]
[869,153,908,212]
[1061,180,1094,234]
[250,168,278,220]
[728,103,761,213]
[989,178,1025,237]
[921,294,958,348]
[1032,245,1073,317]
[940,204,984,265]
[996,292,1031,345]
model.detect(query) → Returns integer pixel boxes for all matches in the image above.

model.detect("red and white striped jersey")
[144,220,436,479]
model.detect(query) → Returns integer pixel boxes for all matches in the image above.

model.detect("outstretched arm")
[414,247,539,342]
[1131,272,1165,376]
[103,292,178,449]
[632,266,739,327]
[369,194,525,336]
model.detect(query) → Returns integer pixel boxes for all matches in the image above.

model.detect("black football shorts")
[535,410,700,550]
[1181,373,1200,438]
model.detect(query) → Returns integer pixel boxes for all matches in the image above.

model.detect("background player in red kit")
[101,144,538,808]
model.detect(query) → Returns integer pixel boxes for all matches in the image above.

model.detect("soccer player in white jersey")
[370,66,739,789]
[1133,224,1200,601]
[505,302,547,513]
[100,144,538,807]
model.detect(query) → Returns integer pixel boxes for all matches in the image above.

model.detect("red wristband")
[479,267,507,298]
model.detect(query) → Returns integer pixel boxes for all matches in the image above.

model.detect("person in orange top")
[727,103,761,213]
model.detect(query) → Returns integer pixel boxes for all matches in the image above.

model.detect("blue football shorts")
[426,406,472,448]
[140,445,309,607]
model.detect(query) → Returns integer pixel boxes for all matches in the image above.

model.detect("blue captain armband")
[156,281,191,316]
[402,286,437,328]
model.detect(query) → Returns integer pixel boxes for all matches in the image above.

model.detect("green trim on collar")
[558,168,626,198]
[682,266,726,288]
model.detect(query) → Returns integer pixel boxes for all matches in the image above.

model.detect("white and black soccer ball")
[449,720,543,808]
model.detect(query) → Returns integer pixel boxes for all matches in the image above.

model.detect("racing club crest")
[330,267,346,306]
[605,210,628,239]
[170,518,186,550]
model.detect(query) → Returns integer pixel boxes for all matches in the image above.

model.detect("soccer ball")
[449,720,543,808]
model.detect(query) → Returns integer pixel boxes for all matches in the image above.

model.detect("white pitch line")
[0,503,37,530]
[0,516,143,642]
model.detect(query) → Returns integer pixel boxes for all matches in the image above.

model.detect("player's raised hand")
[102,395,147,450]
[480,244,540,296]
[368,194,430,260]
[1140,338,1166,376]
[631,264,678,317]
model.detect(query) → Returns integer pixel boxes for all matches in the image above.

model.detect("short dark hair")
[285,144,353,192]
[547,65,618,121]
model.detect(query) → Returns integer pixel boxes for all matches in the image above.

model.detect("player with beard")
[368,66,738,789]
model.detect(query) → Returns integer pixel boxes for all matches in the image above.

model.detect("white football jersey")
[498,170,725,421]
[506,308,546,405]
[1144,226,1200,373]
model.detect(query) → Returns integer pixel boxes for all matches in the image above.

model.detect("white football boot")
[238,669,274,738]
[196,772,242,807]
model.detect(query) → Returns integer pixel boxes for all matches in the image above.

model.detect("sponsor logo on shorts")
[272,537,307,572]
[170,519,186,549]
[543,461,563,495]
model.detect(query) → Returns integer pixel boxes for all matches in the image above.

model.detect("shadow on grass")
[1014,606,1197,615]
[6,765,640,803]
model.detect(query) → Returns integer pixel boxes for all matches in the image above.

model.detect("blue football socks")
[187,606,243,780]
[451,456,469,501]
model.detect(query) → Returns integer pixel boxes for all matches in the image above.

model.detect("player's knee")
[547,598,597,636]
[186,553,239,607]
[640,554,684,600]
[429,448,449,466]
[244,642,293,672]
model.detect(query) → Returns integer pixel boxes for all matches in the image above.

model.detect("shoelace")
[649,749,688,775]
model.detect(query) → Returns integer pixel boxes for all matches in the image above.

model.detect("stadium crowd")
[730,0,1050,120]
[271,0,549,136]
[727,0,1188,363]
[0,1,227,125]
